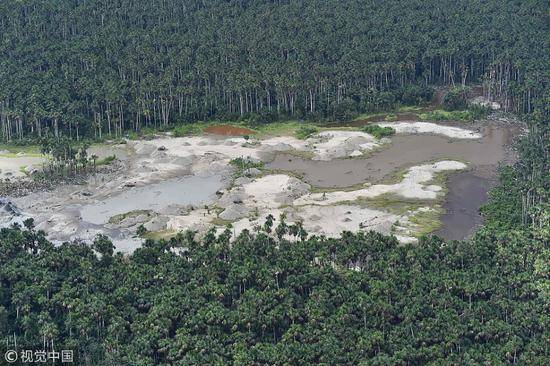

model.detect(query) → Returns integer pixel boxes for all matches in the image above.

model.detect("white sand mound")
[261,136,308,152]
[378,122,481,139]
[138,136,259,160]
[242,174,310,208]
[137,130,383,164]
[295,160,467,205]
[299,205,398,237]
[167,208,216,233]
[309,131,381,160]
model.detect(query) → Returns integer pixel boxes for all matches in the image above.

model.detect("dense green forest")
[0,0,548,141]
[0,111,548,364]
[1,0,549,364]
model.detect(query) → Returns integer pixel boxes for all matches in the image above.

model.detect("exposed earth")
[0,116,519,252]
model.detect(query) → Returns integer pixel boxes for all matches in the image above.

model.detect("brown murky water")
[269,121,518,240]
[269,122,511,188]
[434,171,494,240]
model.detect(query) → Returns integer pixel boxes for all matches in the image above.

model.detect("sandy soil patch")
[0,155,47,179]
[311,131,381,160]
[138,130,383,163]
[378,122,481,139]
[295,161,467,205]
[242,174,310,208]
[2,119,514,252]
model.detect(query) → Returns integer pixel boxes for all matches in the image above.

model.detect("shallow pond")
[80,175,223,225]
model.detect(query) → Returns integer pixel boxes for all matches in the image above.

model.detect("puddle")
[80,175,223,225]
[204,125,256,136]
[268,123,511,188]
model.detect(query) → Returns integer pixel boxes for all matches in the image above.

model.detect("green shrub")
[420,106,488,122]
[96,155,117,165]
[229,157,265,177]
[173,124,201,137]
[295,125,318,140]
[362,124,396,139]
[443,86,470,110]
[385,113,397,121]
[136,224,147,237]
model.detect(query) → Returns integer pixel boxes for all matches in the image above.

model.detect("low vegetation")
[362,124,396,139]
[95,155,117,166]
[108,210,152,225]
[419,106,488,122]
[294,125,319,139]
[173,124,203,137]
[229,157,265,178]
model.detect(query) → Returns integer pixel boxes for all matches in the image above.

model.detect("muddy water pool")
[434,171,494,240]
[80,175,223,225]
[268,124,509,188]
[268,122,517,240]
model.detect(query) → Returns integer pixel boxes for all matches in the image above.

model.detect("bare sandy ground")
[294,161,467,205]
[378,121,482,139]
[1,121,499,251]
[0,154,47,179]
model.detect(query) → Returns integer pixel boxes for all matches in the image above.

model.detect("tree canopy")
[1,112,548,365]
[0,0,548,141]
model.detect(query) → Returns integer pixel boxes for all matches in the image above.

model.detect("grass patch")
[108,210,153,225]
[142,229,177,241]
[295,126,318,140]
[409,208,443,236]
[173,124,205,137]
[419,107,487,122]
[397,105,424,113]
[211,217,233,226]
[356,193,425,215]
[96,155,117,166]
[384,113,398,121]
[252,121,314,138]
[352,112,386,121]
[0,145,42,155]
[0,152,44,159]
[362,125,396,139]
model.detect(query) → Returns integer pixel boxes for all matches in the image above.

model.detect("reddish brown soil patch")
[204,125,256,136]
